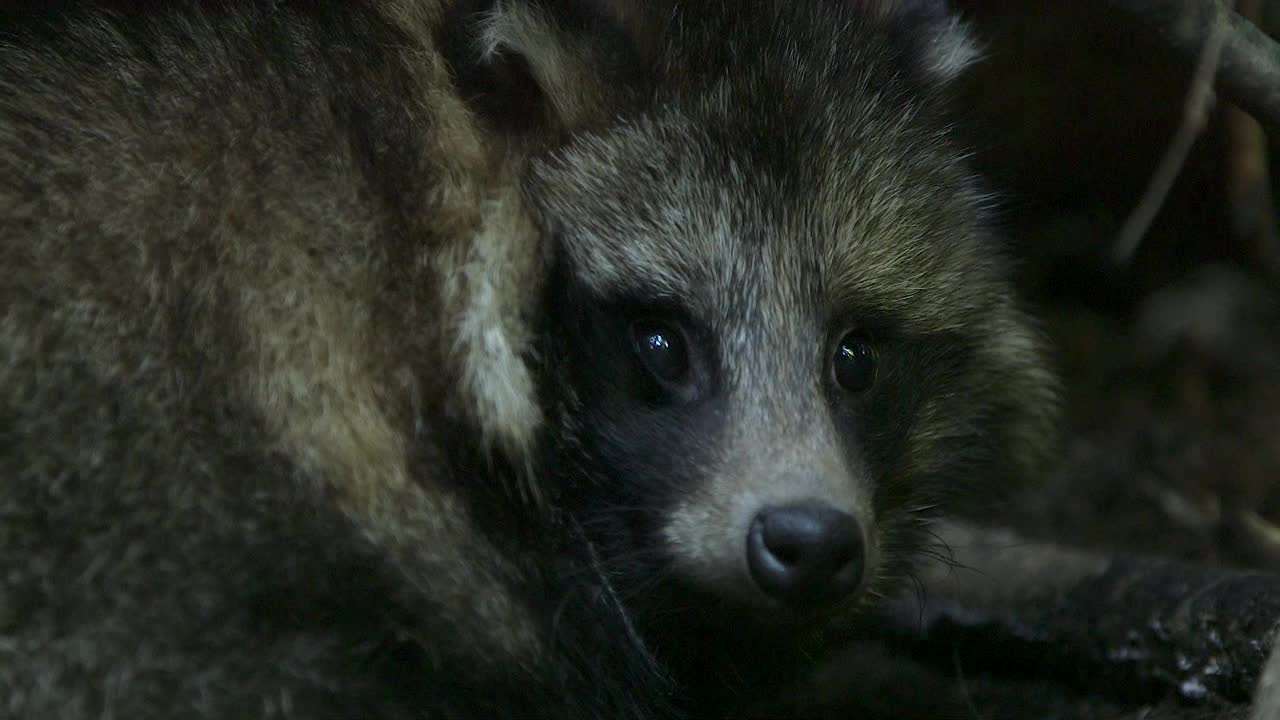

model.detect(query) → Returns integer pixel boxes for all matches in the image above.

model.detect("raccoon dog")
[0,0,1057,717]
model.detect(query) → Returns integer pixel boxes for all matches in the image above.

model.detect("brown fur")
[0,1,1058,717]
[0,2,652,716]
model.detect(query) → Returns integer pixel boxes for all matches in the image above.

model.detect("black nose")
[747,502,864,606]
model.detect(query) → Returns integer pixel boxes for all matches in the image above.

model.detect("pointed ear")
[876,0,983,84]
[921,14,982,83]
[441,0,643,136]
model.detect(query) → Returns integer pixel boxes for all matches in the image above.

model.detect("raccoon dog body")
[0,0,1056,718]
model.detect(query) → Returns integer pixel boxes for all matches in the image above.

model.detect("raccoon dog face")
[520,0,1056,623]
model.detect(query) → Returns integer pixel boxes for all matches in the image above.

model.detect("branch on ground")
[876,521,1280,712]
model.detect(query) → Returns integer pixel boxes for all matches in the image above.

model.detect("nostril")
[830,542,853,568]
[772,543,801,566]
[747,502,864,607]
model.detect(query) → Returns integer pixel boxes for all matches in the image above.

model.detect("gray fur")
[0,1,1058,718]
[533,0,1055,620]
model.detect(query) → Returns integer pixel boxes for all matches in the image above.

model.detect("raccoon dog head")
[457,0,1057,621]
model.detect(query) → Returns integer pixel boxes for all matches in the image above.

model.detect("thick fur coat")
[0,1,1057,718]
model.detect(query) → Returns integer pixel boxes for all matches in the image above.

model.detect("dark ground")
[807,2,1280,718]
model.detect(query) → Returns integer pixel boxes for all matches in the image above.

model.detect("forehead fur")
[528,0,1003,335]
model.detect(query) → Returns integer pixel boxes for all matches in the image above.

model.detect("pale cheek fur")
[659,412,878,599]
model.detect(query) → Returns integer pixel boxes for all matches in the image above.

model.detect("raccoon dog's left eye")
[631,321,690,385]
[832,332,877,392]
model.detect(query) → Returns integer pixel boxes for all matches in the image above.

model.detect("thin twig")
[1113,0,1237,266]
[1102,0,1280,129]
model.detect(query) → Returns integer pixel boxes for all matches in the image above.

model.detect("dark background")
[812,3,1280,718]
[956,0,1280,569]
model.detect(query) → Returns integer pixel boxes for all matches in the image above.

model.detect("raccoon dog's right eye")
[631,320,690,385]
[832,331,877,393]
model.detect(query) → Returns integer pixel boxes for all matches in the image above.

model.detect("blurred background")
[957,0,1280,569]
[807,3,1280,718]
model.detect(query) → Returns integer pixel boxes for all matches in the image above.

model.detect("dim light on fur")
[0,1,1057,717]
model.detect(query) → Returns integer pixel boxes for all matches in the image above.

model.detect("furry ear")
[920,14,982,83]
[876,0,983,84]
[442,0,642,135]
